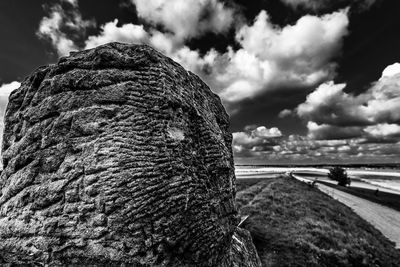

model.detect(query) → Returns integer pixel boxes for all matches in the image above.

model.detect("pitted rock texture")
[0,42,260,266]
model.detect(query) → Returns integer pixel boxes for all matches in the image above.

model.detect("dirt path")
[293,173,400,195]
[293,175,400,248]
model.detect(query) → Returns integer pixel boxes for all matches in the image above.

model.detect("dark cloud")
[280,0,381,13]
[36,0,96,56]
[306,122,364,140]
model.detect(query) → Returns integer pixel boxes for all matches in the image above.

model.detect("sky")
[1,0,400,165]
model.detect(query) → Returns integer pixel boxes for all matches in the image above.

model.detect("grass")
[236,176,400,267]
[317,180,400,212]
[236,177,267,192]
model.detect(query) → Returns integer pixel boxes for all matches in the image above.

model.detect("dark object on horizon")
[375,188,380,196]
[0,43,261,266]
[311,179,317,187]
[328,166,351,186]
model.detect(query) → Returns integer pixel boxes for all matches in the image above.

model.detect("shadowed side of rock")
[0,42,260,266]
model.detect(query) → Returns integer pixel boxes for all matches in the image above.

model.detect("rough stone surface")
[230,228,261,267]
[0,43,260,266]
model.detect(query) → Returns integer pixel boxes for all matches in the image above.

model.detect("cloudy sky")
[1,0,400,164]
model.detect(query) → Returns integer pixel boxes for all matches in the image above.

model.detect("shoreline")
[235,167,400,194]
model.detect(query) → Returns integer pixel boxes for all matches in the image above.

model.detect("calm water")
[235,166,400,194]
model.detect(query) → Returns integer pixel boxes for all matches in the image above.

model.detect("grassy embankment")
[236,176,400,267]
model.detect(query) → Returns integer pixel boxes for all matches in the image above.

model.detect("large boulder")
[0,43,260,266]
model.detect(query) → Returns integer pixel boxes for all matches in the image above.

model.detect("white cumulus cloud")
[253,126,283,139]
[0,81,21,152]
[232,125,282,155]
[130,0,235,40]
[0,81,21,97]
[381,62,400,79]
[85,20,149,49]
[291,62,400,140]
[296,81,370,126]
[364,123,400,137]
[215,9,349,102]
[296,65,400,126]
[37,1,350,113]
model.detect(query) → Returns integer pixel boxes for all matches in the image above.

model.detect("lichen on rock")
[0,42,260,266]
